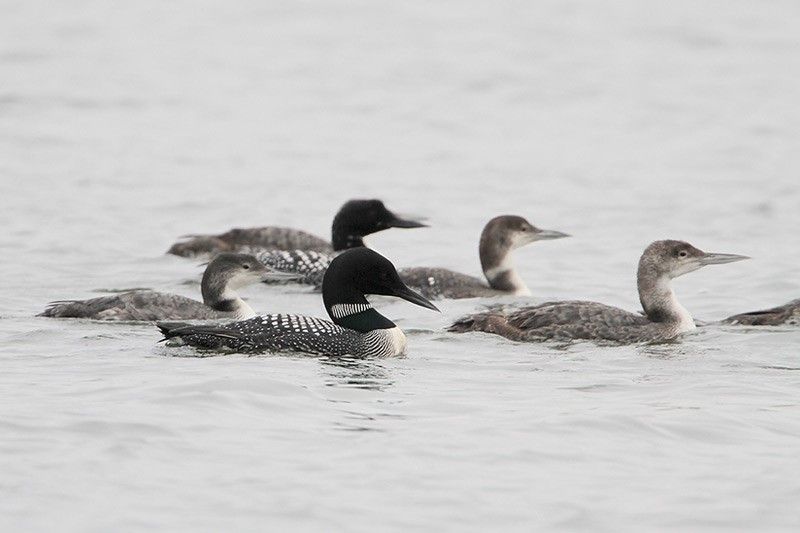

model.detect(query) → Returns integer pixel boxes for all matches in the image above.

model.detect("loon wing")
[398,267,495,299]
[167,227,333,258]
[40,291,215,321]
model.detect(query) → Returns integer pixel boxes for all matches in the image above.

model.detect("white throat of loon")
[479,217,569,296]
[636,240,749,333]
[201,253,287,320]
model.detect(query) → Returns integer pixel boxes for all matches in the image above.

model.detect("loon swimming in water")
[241,199,428,287]
[398,215,569,299]
[167,199,426,258]
[722,298,800,326]
[157,248,440,357]
[449,240,748,344]
[39,253,290,321]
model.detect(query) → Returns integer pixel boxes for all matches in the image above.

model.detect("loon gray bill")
[722,298,800,326]
[399,215,569,299]
[167,199,426,258]
[39,253,292,321]
[449,240,749,344]
[157,248,440,357]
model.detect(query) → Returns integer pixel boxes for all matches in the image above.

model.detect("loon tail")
[156,321,246,350]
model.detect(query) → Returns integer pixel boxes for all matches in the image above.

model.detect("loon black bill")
[392,284,440,312]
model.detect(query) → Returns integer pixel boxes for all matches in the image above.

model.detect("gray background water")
[1,0,799,531]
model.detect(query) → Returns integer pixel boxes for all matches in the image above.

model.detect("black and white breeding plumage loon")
[157,248,440,357]
[39,253,290,321]
[722,298,800,326]
[449,240,749,344]
[398,215,569,299]
[167,199,426,258]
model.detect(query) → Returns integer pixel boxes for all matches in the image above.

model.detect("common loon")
[398,215,569,299]
[157,248,440,357]
[167,199,426,258]
[722,298,800,326]
[449,240,748,344]
[39,253,291,321]
[241,200,428,287]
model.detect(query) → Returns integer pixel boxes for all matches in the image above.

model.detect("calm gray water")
[2,0,799,531]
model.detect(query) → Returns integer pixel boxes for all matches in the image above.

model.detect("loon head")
[637,240,749,325]
[638,240,749,281]
[201,253,295,308]
[330,199,427,251]
[322,248,439,331]
[479,215,570,294]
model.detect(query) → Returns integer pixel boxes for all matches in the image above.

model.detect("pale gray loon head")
[330,199,427,251]
[478,215,569,295]
[322,248,439,333]
[201,253,295,317]
[637,240,749,324]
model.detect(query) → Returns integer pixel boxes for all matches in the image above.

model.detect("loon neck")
[637,270,694,330]
[331,230,365,251]
[202,278,256,319]
[480,244,530,296]
[324,290,396,332]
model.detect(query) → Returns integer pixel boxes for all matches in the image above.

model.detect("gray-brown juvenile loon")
[167,199,426,258]
[722,298,800,326]
[157,248,439,357]
[39,253,292,321]
[398,215,569,299]
[449,240,748,344]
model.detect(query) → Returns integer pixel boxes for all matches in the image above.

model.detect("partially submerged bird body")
[40,253,281,321]
[399,215,569,300]
[157,248,439,357]
[722,298,800,326]
[168,228,331,258]
[397,268,502,299]
[167,199,425,259]
[450,240,748,344]
[40,291,229,321]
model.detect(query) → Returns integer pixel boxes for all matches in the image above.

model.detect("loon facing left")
[158,248,440,358]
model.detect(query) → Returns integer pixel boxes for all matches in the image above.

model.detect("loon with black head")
[722,298,800,326]
[449,240,748,344]
[398,215,568,299]
[157,248,440,357]
[167,199,426,258]
[39,253,291,321]
[244,199,427,286]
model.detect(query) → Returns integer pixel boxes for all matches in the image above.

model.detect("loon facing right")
[398,215,569,299]
[39,253,289,321]
[157,248,440,357]
[722,298,800,326]
[449,240,748,344]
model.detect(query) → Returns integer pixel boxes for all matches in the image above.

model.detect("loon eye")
[678,250,688,258]
[242,264,251,269]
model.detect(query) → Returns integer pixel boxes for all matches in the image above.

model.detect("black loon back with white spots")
[244,248,333,286]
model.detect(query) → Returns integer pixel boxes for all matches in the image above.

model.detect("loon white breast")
[157,248,440,357]
[449,240,749,344]
[39,253,291,321]
[722,298,800,326]
[166,198,427,258]
[398,215,569,299]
